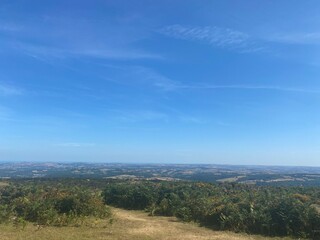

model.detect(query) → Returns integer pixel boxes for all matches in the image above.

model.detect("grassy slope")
[0,208,291,240]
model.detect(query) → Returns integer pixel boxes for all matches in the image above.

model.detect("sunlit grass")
[0,208,292,240]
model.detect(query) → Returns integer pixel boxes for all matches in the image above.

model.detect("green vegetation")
[1,178,320,239]
[103,181,320,238]
[0,180,111,227]
[0,207,287,240]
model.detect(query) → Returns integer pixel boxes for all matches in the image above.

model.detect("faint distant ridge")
[1,162,320,186]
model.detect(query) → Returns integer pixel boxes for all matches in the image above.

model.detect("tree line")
[1,179,320,238]
[103,180,320,238]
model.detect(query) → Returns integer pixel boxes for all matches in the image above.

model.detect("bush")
[0,182,111,226]
[102,180,320,238]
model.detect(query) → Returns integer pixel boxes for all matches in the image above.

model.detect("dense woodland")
[103,181,320,238]
[1,179,320,238]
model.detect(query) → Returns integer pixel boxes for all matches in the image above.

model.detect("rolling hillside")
[0,207,290,240]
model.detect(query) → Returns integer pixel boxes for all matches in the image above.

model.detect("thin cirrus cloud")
[178,116,207,124]
[0,22,21,32]
[0,83,23,96]
[106,64,320,94]
[178,84,320,94]
[158,24,260,52]
[13,42,162,61]
[100,65,179,91]
[0,16,162,61]
[108,109,169,123]
[124,66,320,94]
[266,32,320,45]
[128,66,178,91]
[106,109,208,125]
[0,105,12,120]
[55,142,96,148]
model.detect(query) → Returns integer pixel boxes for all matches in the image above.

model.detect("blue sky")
[1,0,320,165]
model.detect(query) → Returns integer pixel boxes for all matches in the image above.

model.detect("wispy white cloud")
[0,106,12,120]
[55,142,96,147]
[99,65,179,91]
[14,42,162,61]
[159,25,320,52]
[104,64,320,94]
[0,12,162,61]
[104,109,211,126]
[128,66,178,90]
[178,116,207,124]
[0,22,21,32]
[266,32,320,45]
[179,84,320,94]
[0,83,23,96]
[109,109,169,122]
[215,121,232,127]
[75,49,162,60]
[159,24,259,51]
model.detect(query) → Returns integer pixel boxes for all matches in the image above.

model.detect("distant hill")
[2,162,320,186]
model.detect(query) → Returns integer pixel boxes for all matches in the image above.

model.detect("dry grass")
[0,181,9,187]
[0,208,291,240]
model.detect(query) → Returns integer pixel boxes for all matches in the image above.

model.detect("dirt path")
[0,208,289,240]
[111,208,285,240]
